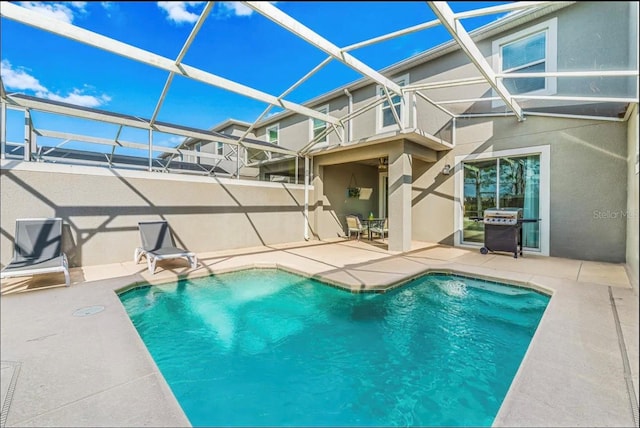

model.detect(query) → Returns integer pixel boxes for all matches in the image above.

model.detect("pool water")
[119,269,549,427]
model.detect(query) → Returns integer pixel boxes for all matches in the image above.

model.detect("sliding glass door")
[462,154,540,249]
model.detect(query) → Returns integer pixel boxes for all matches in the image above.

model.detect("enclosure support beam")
[23,109,32,161]
[0,101,6,160]
[0,2,338,125]
[428,1,524,121]
[150,3,214,126]
[245,2,403,96]
[304,156,310,240]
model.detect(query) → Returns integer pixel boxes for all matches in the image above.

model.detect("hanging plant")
[347,173,361,198]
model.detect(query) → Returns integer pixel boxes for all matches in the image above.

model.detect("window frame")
[492,18,557,107]
[376,73,409,133]
[265,123,280,146]
[309,104,330,147]
[454,145,551,256]
[193,142,202,164]
[635,105,640,175]
[215,142,224,156]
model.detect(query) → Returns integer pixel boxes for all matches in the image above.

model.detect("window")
[377,74,408,132]
[215,142,224,156]
[194,142,201,164]
[492,18,557,100]
[310,105,329,146]
[266,124,279,146]
[462,155,540,249]
[455,146,550,256]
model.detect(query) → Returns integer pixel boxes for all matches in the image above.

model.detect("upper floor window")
[310,105,329,146]
[492,18,557,99]
[266,124,279,146]
[194,142,202,164]
[215,142,224,156]
[377,74,408,132]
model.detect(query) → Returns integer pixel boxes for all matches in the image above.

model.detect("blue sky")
[1,1,510,155]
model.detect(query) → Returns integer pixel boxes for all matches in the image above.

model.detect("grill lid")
[483,208,522,225]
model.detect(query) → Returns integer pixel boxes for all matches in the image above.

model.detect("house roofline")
[249,2,575,128]
[208,118,252,132]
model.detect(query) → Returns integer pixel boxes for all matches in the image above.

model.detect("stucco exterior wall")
[411,115,628,262]
[312,142,396,239]
[0,162,310,267]
[250,2,634,148]
[316,163,379,239]
[217,123,254,139]
[626,104,639,292]
[254,98,349,152]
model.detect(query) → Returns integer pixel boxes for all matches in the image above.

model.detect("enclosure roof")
[1,1,638,157]
[5,93,295,155]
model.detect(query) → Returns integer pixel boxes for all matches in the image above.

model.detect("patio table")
[362,218,385,240]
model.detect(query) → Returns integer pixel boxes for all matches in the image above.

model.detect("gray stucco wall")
[411,115,628,262]
[250,2,634,148]
[1,162,309,267]
[254,98,348,151]
[312,142,396,239]
[321,163,379,237]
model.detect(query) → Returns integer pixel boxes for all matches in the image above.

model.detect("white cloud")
[41,90,111,108]
[100,2,114,12]
[156,1,276,23]
[17,2,87,24]
[218,2,253,17]
[157,1,205,24]
[1,60,111,108]
[1,60,47,92]
[216,2,277,18]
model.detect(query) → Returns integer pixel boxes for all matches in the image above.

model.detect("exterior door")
[379,172,388,218]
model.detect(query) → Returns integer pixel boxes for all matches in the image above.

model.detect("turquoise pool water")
[119,269,549,427]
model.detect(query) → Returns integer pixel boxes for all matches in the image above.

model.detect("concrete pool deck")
[1,239,638,427]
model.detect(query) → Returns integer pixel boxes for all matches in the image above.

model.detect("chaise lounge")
[134,220,198,274]
[0,217,70,287]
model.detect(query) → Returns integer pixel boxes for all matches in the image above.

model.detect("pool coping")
[1,240,638,427]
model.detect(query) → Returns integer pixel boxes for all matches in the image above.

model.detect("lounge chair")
[134,220,197,274]
[0,218,70,287]
[346,215,367,240]
[369,218,389,241]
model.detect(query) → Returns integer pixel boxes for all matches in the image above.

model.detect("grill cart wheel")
[480,247,489,255]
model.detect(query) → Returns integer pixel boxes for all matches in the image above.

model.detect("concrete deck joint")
[9,372,160,427]
[609,286,640,426]
[1,361,21,428]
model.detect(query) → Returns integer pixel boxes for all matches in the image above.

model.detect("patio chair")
[346,215,367,240]
[369,218,389,241]
[134,220,197,274]
[0,218,70,287]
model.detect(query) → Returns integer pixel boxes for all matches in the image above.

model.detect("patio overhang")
[308,128,451,158]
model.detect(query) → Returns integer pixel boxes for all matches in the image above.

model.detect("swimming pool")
[119,269,549,427]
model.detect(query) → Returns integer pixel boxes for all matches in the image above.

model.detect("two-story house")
[180,1,637,265]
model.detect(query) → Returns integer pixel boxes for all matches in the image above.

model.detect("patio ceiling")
[0,1,638,158]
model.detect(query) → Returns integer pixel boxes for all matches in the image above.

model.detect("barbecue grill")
[480,208,523,258]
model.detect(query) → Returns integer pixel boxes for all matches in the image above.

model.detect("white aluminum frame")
[309,104,330,148]
[0,0,637,164]
[428,1,524,121]
[377,74,410,133]
[491,17,558,107]
[454,145,551,256]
